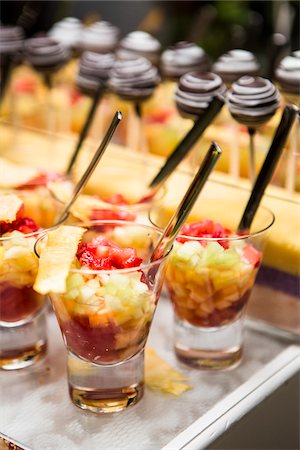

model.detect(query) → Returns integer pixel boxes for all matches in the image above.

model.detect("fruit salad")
[0,194,44,322]
[35,223,164,365]
[0,157,69,227]
[166,219,262,327]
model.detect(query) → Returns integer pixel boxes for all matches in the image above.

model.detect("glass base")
[0,307,47,370]
[68,350,144,414]
[174,316,243,370]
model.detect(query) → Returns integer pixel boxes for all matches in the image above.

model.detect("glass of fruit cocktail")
[0,192,64,370]
[151,201,274,370]
[1,156,73,228]
[34,220,169,413]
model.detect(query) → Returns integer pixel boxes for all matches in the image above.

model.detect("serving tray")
[1,296,299,450]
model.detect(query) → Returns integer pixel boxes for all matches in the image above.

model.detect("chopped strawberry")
[90,208,136,222]
[1,216,40,236]
[243,244,261,268]
[76,238,142,270]
[177,219,231,248]
[109,247,142,269]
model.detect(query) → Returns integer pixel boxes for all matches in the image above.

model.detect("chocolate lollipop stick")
[148,95,224,191]
[66,83,103,175]
[238,104,298,233]
[248,126,256,184]
[150,142,222,263]
[0,58,13,102]
[58,111,122,222]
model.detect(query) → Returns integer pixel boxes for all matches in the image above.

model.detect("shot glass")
[151,199,275,370]
[0,190,67,370]
[36,220,169,413]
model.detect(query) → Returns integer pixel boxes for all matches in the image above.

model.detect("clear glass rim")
[34,219,170,275]
[149,205,275,242]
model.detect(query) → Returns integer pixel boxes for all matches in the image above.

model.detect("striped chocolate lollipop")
[147,72,225,188]
[213,49,260,85]
[81,21,119,54]
[109,56,160,151]
[228,76,280,184]
[48,17,82,51]
[275,50,300,97]
[77,51,115,97]
[0,25,24,101]
[161,42,210,80]
[108,56,160,102]
[175,72,226,120]
[24,37,70,76]
[117,31,161,66]
[227,76,280,128]
[66,51,116,174]
[0,25,24,56]
[275,51,300,193]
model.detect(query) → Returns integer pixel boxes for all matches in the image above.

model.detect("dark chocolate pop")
[275,50,300,102]
[148,72,225,191]
[213,49,260,86]
[49,17,83,54]
[0,25,24,102]
[160,42,210,80]
[108,56,160,151]
[66,51,116,174]
[24,37,70,88]
[227,75,280,184]
[117,31,161,66]
[81,21,119,54]
[24,37,70,134]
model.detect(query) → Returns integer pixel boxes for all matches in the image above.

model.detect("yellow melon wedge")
[34,225,86,295]
[0,193,24,223]
[0,157,40,188]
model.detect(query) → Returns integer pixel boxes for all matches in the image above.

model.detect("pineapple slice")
[34,225,85,294]
[0,193,23,223]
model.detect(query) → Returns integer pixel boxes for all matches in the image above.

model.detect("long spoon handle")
[148,95,224,191]
[150,142,222,262]
[238,104,298,233]
[58,111,122,222]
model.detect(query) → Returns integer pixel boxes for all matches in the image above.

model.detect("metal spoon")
[148,95,224,194]
[150,142,222,263]
[57,111,122,222]
[238,104,298,233]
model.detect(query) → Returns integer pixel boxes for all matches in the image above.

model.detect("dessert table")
[1,296,299,450]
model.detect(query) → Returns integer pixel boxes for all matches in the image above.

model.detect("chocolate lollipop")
[117,31,161,66]
[24,37,70,133]
[213,49,260,86]
[0,25,24,102]
[108,56,160,151]
[275,50,300,103]
[275,51,300,192]
[24,37,70,88]
[48,17,83,54]
[81,21,119,54]
[227,76,280,184]
[66,51,116,174]
[148,72,225,190]
[160,42,210,80]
